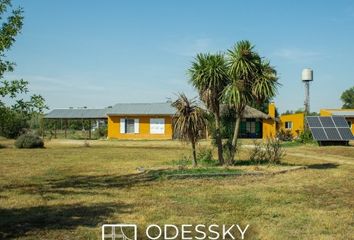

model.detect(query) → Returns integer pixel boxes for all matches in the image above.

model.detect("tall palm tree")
[189,53,229,165]
[172,93,206,167]
[224,40,279,163]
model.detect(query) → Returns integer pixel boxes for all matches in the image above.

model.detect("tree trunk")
[214,113,224,165]
[229,116,241,163]
[191,140,197,167]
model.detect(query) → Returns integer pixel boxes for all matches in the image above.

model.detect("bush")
[276,129,293,141]
[249,141,267,164]
[94,126,107,138]
[265,138,285,164]
[197,147,216,166]
[0,108,29,138]
[83,140,90,147]
[249,138,285,164]
[15,133,44,148]
[296,129,314,144]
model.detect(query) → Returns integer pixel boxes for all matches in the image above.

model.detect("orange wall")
[279,113,305,137]
[261,103,277,139]
[347,118,354,135]
[262,119,276,139]
[319,109,332,116]
[107,115,173,139]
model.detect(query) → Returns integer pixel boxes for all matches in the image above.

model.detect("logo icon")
[102,224,137,240]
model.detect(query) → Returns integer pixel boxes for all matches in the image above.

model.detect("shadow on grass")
[233,159,296,167]
[0,202,129,239]
[307,163,339,169]
[2,172,159,196]
[46,172,158,190]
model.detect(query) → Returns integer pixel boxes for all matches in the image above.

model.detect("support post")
[64,119,67,139]
[89,119,92,139]
[54,120,57,139]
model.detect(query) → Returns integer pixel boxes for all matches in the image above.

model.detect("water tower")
[301,68,313,114]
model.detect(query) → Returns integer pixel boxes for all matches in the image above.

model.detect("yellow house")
[222,103,277,139]
[45,102,353,140]
[45,102,280,140]
[107,103,174,140]
[320,109,354,135]
[279,113,305,138]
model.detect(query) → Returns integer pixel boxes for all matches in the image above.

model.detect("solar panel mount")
[306,116,353,142]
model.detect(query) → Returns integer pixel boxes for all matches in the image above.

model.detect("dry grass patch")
[0,139,353,239]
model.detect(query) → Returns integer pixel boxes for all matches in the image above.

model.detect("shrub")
[15,133,44,148]
[248,138,285,164]
[276,129,293,141]
[296,129,314,144]
[94,126,107,138]
[249,140,267,164]
[265,138,285,164]
[197,147,216,166]
[83,140,90,147]
[0,108,28,138]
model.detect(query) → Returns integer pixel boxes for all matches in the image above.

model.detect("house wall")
[279,113,305,137]
[261,102,277,139]
[347,118,354,134]
[319,109,332,116]
[262,119,276,139]
[107,115,173,139]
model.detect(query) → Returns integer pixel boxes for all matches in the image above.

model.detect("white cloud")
[4,74,105,92]
[273,48,322,61]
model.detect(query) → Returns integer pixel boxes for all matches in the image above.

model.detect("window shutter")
[120,118,125,133]
[134,118,139,133]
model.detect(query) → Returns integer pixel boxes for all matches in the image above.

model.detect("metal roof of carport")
[331,111,354,118]
[44,109,108,119]
[44,103,176,119]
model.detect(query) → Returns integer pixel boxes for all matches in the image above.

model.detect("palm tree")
[172,93,206,167]
[224,40,279,163]
[189,53,229,165]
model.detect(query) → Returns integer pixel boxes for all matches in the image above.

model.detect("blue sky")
[5,0,354,113]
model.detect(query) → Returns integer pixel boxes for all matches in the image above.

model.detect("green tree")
[0,0,47,137]
[340,86,354,109]
[172,93,206,167]
[224,40,279,163]
[189,53,228,165]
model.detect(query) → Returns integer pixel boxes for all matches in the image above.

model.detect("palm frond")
[171,93,206,142]
[189,53,229,113]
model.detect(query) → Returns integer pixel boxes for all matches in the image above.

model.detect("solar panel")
[332,116,349,128]
[306,116,353,142]
[319,117,335,127]
[311,128,327,140]
[306,117,322,127]
[324,128,341,140]
[337,128,354,140]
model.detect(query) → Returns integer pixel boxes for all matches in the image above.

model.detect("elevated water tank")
[302,68,313,81]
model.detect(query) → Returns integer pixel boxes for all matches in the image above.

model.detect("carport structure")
[43,108,108,139]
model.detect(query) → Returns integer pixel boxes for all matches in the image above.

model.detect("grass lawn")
[0,139,353,239]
